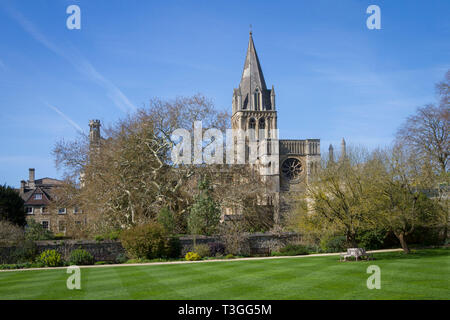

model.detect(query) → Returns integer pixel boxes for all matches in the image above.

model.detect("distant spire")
[340,138,346,159]
[329,144,334,162]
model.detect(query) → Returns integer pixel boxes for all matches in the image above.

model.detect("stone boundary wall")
[0,232,302,263]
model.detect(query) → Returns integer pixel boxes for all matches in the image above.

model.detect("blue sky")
[0,0,449,187]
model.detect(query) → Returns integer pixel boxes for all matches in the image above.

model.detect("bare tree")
[396,71,449,177]
[52,94,268,237]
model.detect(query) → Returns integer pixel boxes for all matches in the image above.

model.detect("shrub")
[69,248,94,265]
[209,242,225,257]
[25,220,54,241]
[38,249,63,267]
[357,228,388,250]
[94,235,104,242]
[108,230,121,241]
[225,254,234,259]
[165,237,182,258]
[193,244,210,258]
[0,220,24,245]
[320,235,347,253]
[115,253,128,264]
[10,240,37,263]
[272,244,309,256]
[220,222,249,255]
[120,222,167,259]
[185,252,201,261]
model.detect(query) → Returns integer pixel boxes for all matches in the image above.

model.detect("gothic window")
[243,95,248,109]
[281,158,303,181]
[254,88,260,110]
[249,118,256,129]
[248,118,256,141]
[259,118,265,130]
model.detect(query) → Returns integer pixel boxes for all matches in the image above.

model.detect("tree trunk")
[397,232,410,253]
[346,232,358,248]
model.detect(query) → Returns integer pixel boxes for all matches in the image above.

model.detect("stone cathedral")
[230,32,321,221]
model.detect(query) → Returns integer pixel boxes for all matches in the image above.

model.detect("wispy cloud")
[44,102,84,134]
[4,5,136,113]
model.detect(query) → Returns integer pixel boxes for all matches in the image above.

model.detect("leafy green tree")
[0,184,25,226]
[366,146,445,253]
[297,147,373,247]
[188,178,221,242]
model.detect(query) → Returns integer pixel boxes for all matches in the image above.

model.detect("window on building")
[40,207,48,214]
[34,193,42,200]
[41,221,49,230]
[58,221,66,233]
[26,207,34,214]
[58,208,66,214]
[73,207,81,214]
[254,90,260,110]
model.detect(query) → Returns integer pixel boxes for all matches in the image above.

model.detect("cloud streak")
[4,5,136,113]
[45,102,84,134]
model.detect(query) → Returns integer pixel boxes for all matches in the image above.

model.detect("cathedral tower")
[231,31,277,141]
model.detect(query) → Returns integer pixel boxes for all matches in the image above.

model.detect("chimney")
[29,168,35,188]
[20,180,26,194]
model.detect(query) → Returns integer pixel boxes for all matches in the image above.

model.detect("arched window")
[249,118,256,130]
[254,88,260,110]
[248,118,256,141]
[259,118,265,130]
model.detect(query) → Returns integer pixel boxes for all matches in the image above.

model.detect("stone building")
[230,32,321,221]
[19,168,85,234]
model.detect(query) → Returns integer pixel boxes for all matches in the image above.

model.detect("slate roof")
[239,32,267,92]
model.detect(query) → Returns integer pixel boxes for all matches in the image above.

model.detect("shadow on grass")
[372,247,449,262]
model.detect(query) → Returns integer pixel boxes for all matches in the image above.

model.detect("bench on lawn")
[340,248,373,261]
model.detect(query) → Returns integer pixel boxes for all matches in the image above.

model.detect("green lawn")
[0,248,448,299]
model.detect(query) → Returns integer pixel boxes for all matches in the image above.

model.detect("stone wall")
[0,232,302,264]
[0,240,125,264]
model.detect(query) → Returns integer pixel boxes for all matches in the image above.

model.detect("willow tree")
[295,147,373,248]
[365,146,445,253]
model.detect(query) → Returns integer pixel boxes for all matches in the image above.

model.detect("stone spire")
[234,31,273,111]
[340,138,346,159]
[328,144,334,162]
[240,31,267,92]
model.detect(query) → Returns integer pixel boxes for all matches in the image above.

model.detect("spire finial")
[249,24,252,35]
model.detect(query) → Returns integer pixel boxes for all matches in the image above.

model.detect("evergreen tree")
[0,184,26,226]
[188,178,221,240]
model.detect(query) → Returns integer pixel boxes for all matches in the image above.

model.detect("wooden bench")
[340,248,373,261]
